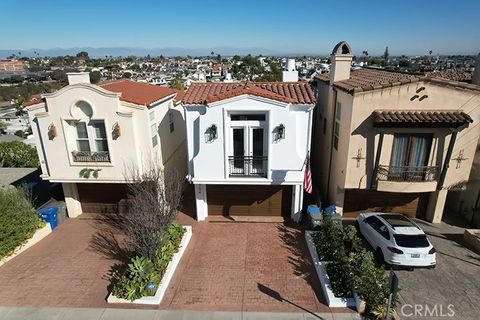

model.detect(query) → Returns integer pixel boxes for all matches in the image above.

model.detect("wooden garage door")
[77,183,128,213]
[343,189,429,219]
[207,185,292,216]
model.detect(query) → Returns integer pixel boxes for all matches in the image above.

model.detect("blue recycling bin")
[38,207,59,230]
[307,205,322,228]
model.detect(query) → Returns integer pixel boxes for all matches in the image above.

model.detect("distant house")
[0,111,29,134]
[182,78,316,221]
[25,73,187,217]
[312,41,480,223]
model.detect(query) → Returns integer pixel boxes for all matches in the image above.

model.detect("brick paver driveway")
[0,214,128,307]
[0,210,350,314]
[161,219,348,314]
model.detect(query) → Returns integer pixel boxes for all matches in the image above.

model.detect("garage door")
[342,189,429,219]
[207,185,292,216]
[77,183,128,213]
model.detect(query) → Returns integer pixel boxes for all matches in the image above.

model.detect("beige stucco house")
[25,73,187,217]
[312,42,480,223]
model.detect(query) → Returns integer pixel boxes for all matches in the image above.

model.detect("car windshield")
[394,235,430,248]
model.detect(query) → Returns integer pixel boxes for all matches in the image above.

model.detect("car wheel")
[428,265,436,270]
[375,248,385,266]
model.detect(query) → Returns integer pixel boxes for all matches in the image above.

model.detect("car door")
[362,216,378,246]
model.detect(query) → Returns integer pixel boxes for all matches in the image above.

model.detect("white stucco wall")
[184,95,314,185]
[27,83,187,183]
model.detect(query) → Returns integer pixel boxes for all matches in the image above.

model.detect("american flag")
[304,155,312,194]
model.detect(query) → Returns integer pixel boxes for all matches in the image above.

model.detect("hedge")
[0,187,43,259]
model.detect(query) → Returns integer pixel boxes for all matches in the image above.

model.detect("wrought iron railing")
[228,156,267,177]
[72,151,110,162]
[377,165,439,182]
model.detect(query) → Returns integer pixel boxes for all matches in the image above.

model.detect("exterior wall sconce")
[48,123,57,140]
[206,124,217,142]
[277,124,285,140]
[112,122,121,140]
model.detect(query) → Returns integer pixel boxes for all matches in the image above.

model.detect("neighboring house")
[0,111,29,134]
[312,41,480,223]
[25,73,187,217]
[182,80,316,221]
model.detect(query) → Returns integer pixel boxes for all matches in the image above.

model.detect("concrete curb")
[0,307,361,320]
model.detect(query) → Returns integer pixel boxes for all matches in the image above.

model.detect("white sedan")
[356,212,436,269]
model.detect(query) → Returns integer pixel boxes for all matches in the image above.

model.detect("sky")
[1,0,479,55]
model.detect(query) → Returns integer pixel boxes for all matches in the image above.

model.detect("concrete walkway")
[0,307,360,320]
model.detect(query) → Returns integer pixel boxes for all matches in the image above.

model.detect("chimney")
[67,72,91,85]
[282,58,298,82]
[329,41,353,83]
[473,53,480,86]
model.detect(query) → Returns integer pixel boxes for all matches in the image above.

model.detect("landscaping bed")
[0,187,47,264]
[305,216,394,319]
[108,223,191,305]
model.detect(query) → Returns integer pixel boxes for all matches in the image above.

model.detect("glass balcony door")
[230,125,267,176]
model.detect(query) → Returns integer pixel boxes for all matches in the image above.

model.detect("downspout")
[326,88,338,203]
[370,131,384,189]
[437,129,458,190]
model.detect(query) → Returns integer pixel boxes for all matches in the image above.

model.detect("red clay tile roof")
[373,110,473,128]
[182,82,316,105]
[98,79,177,106]
[316,67,480,93]
[22,94,44,107]
[426,68,472,82]
[316,68,421,93]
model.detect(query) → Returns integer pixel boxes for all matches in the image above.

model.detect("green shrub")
[0,141,39,167]
[0,187,42,259]
[112,223,185,301]
[352,249,390,315]
[313,217,391,318]
[313,215,345,261]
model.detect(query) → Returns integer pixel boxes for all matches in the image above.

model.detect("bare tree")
[122,163,183,260]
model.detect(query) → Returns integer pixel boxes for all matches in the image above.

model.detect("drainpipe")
[370,131,384,189]
[437,129,458,190]
[326,88,338,204]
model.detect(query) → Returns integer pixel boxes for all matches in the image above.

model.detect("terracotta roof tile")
[22,94,44,107]
[373,110,473,128]
[426,68,472,82]
[182,81,316,105]
[316,67,480,93]
[98,79,177,107]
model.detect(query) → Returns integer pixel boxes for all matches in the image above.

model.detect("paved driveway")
[0,211,354,315]
[161,220,351,314]
[395,220,480,320]
[0,214,128,307]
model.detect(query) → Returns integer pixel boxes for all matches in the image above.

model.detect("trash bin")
[307,205,322,228]
[323,204,342,223]
[38,207,59,230]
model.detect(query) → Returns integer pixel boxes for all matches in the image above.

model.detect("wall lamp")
[48,123,57,140]
[207,124,217,142]
[277,124,285,140]
[112,122,121,140]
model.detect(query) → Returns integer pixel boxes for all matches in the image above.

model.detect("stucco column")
[425,189,448,223]
[62,183,82,218]
[291,184,303,223]
[194,184,208,221]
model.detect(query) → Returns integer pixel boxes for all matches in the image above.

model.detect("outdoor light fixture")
[112,122,121,139]
[277,124,285,140]
[48,123,57,140]
[208,124,217,141]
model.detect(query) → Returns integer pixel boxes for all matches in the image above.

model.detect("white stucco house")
[25,73,187,217]
[182,80,316,221]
